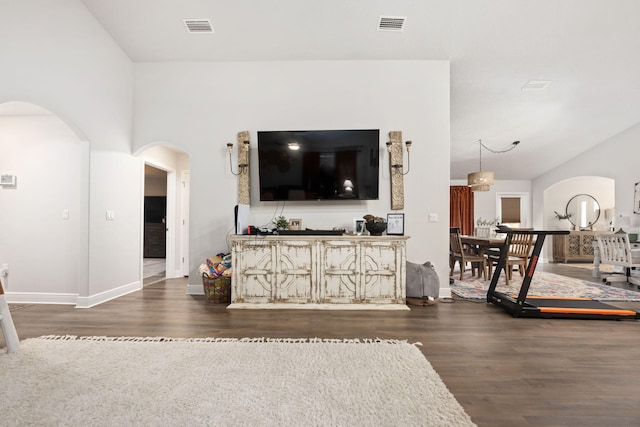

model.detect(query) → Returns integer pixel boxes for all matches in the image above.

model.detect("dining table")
[459,235,507,280]
[460,235,506,256]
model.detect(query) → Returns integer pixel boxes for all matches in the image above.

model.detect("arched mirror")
[566,194,600,229]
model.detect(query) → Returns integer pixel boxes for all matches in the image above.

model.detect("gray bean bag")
[406,261,440,305]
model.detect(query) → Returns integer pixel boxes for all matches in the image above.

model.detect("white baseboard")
[75,281,142,308]
[5,292,78,305]
[186,283,204,295]
[438,286,453,299]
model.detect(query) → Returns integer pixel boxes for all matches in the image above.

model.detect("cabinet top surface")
[230,234,410,242]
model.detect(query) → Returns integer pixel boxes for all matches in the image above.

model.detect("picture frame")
[289,218,302,230]
[386,213,405,235]
[354,218,365,235]
[635,182,640,214]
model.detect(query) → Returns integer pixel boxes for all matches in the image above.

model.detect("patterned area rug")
[451,270,640,301]
[560,262,614,272]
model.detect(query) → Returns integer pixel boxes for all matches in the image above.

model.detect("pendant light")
[467,139,520,192]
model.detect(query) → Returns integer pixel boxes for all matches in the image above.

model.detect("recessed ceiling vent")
[522,80,551,91]
[183,19,214,34]
[378,16,406,32]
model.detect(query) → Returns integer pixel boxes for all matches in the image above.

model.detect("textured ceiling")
[80,0,640,180]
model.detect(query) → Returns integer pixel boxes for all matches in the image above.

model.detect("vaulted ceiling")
[80,0,640,180]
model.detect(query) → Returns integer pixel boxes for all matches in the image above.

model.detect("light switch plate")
[428,213,438,223]
[0,174,16,186]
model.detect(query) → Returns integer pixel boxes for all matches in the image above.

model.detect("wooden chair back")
[508,233,534,258]
[449,227,463,256]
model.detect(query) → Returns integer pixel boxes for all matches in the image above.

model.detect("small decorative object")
[289,218,302,230]
[475,217,499,238]
[363,214,387,236]
[553,211,573,231]
[386,213,405,235]
[354,218,365,235]
[634,182,640,214]
[273,215,289,230]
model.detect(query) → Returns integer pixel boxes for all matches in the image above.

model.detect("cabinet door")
[567,234,581,258]
[232,241,274,303]
[321,240,360,303]
[361,241,405,303]
[581,233,596,257]
[275,241,315,303]
[552,235,566,262]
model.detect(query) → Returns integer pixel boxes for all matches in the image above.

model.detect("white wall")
[0,0,138,306]
[134,60,452,296]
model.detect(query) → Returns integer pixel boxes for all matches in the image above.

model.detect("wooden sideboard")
[552,230,599,263]
[228,235,409,309]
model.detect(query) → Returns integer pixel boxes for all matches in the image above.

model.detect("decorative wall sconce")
[388,131,405,210]
[386,140,412,175]
[227,140,250,175]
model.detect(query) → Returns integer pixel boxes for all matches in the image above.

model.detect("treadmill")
[486,227,639,320]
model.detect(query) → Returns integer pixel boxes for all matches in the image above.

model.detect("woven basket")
[202,274,231,304]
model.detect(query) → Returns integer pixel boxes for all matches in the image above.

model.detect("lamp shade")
[613,215,631,232]
[468,171,494,191]
[470,184,491,192]
[604,208,615,220]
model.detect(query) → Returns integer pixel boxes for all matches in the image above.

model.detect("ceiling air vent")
[378,16,406,32]
[522,80,551,91]
[183,19,214,34]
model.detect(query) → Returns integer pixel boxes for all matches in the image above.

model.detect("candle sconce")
[386,140,412,175]
[227,140,250,175]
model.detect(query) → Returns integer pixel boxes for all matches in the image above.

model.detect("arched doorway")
[542,176,615,262]
[0,101,89,303]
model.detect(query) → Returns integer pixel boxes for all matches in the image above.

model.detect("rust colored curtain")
[450,186,474,236]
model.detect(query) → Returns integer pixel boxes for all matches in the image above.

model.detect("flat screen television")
[257,129,380,201]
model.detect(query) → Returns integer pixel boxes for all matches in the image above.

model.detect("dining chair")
[486,232,534,285]
[595,233,640,287]
[449,228,487,280]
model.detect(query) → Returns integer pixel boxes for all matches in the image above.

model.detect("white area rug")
[1,336,475,427]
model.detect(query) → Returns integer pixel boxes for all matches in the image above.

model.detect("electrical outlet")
[1,263,8,277]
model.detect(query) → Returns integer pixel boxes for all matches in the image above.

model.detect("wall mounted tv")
[257,129,380,201]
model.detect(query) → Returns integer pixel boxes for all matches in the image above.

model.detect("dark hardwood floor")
[3,263,640,427]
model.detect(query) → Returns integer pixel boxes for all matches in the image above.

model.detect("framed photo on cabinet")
[386,213,405,235]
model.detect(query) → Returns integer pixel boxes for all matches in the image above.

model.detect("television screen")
[257,129,380,201]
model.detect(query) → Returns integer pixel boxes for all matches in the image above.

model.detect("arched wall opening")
[0,101,89,304]
[542,175,615,262]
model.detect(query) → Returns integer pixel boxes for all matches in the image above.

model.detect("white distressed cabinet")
[229,235,409,309]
